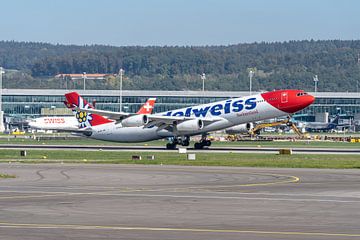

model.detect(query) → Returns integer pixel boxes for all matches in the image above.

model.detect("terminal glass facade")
[2,91,360,118]
[2,95,226,117]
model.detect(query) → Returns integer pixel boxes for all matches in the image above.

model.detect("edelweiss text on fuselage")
[165,97,257,117]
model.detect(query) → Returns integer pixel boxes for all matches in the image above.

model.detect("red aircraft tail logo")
[64,92,112,128]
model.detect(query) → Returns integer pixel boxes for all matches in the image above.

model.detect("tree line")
[0,40,360,91]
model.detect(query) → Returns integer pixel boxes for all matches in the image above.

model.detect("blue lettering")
[163,98,256,118]
[245,98,257,110]
[210,104,223,116]
[224,100,232,114]
[173,111,184,116]
[232,100,244,112]
[192,106,210,117]
[185,107,192,117]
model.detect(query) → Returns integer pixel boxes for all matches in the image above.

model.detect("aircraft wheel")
[166,143,176,149]
[194,142,204,149]
[182,140,190,146]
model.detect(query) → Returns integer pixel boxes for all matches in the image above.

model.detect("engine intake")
[225,122,254,134]
[121,115,148,127]
[175,119,204,134]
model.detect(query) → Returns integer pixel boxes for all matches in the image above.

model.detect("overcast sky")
[0,0,359,46]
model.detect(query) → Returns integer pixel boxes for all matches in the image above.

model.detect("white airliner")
[29,98,156,132]
[65,90,315,149]
[28,116,78,131]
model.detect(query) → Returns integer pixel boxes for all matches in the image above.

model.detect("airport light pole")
[313,75,319,92]
[63,75,66,90]
[0,67,3,112]
[0,67,4,132]
[201,73,206,93]
[119,68,124,112]
[64,75,69,90]
[358,53,360,92]
[83,72,87,91]
[249,69,254,95]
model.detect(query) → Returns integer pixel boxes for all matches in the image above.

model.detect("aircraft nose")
[306,94,315,106]
[292,94,315,113]
[276,93,315,114]
[261,90,315,114]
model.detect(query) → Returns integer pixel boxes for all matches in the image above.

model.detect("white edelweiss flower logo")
[75,97,93,128]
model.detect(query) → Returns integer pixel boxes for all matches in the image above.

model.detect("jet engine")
[121,115,148,127]
[175,119,204,134]
[225,122,254,134]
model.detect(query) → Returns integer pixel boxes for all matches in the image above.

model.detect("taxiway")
[0,164,360,239]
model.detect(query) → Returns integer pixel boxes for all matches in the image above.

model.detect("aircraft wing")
[145,114,223,128]
[76,97,157,121]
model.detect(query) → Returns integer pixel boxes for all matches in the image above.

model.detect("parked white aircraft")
[29,98,156,131]
[65,90,314,149]
[28,116,78,131]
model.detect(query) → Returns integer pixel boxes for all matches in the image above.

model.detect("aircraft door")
[281,92,288,103]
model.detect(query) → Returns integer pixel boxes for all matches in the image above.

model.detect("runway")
[1,144,360,154]
[0,164,360,239]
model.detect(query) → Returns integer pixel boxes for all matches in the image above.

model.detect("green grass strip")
[0,137,360,149]
[0,173,16,178]
[1,149,360,169]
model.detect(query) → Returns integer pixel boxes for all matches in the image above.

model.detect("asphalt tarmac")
[0,163,360,240]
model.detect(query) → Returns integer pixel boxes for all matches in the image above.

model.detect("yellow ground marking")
[125,173,300,192]
[0,174,300,199]
[0,189,128,200]
[0,222,359,237]
[0,171,300,199]
[0,193,72,200]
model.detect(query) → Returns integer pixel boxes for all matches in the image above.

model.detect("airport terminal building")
[2,89,360,123]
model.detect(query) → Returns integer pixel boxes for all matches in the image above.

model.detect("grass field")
[0,136,360,149]
[1,149,360,169]
[0,173,16,178]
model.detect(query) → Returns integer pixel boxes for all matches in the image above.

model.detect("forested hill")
[1,40,360,91]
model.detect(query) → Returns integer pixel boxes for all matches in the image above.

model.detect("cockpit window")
[296,92,308,96]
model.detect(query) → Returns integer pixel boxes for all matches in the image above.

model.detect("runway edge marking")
[0,222,359,237]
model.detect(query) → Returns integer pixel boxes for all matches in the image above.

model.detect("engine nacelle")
[176,119,204,134]
[225,123,254,134]
[121,115,148,127]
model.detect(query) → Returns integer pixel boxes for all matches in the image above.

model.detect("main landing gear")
[166,136,190,149]
[194,135,211,149]
[165,135,212,149]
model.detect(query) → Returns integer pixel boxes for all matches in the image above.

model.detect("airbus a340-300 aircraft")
[65,90,314,149]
